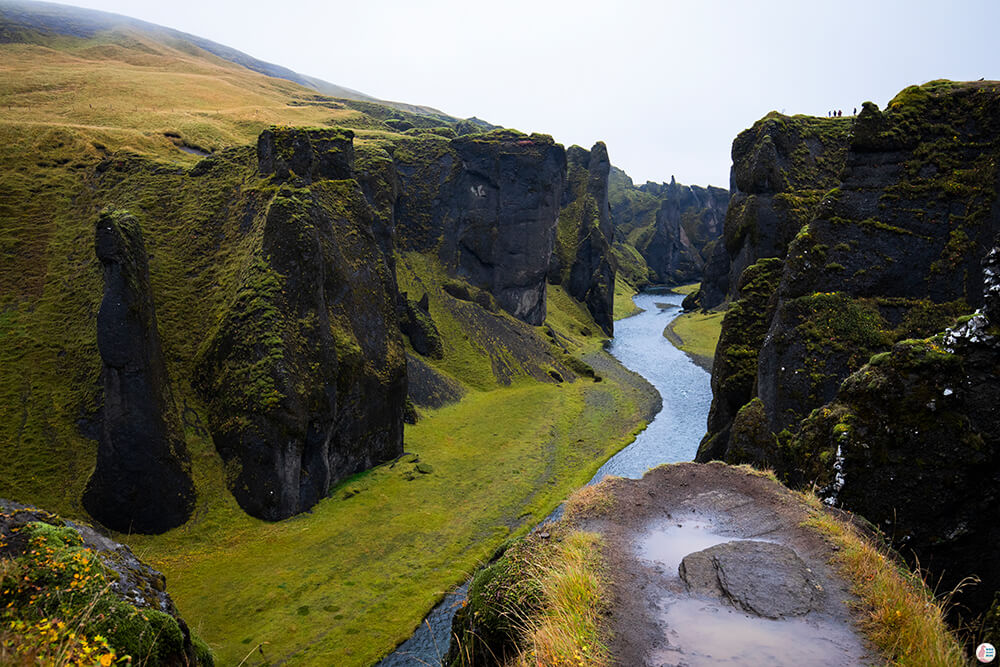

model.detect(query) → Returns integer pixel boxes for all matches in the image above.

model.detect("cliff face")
[392,129,566,325]
[698,80,1000,624]
[82,210,195,534]
[550,143,615,335]
[695,113,850,310]
[609,169,728,287]
[195,128,406,521]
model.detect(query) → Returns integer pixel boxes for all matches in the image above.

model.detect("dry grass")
[511,531,610,667]
[561,480,619,522]
[800,493,967,666]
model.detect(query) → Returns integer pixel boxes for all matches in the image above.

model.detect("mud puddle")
[633,513,869,666]
[638,517,733,574]
[652,597,866,666]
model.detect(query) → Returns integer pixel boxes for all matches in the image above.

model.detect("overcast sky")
[60,0,999,188]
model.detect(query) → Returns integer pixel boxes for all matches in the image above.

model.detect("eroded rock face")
[609,169,728,288]
[393,129,566,325]
[679,540,823,619]
[83,210,194,534]
[195,128,405,521]
[551,142,615,335]
[787,240,1000,626]
[696,113,850,310]
[699,81,1000,626]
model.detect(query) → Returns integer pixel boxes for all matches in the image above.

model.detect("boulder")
[679,540,823,619]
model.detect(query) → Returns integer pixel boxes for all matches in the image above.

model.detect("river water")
[377,289,713,666]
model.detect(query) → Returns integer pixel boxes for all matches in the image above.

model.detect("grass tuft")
[800,493,966,666]
[511,531,610,667]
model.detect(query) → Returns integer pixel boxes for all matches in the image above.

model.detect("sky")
[57,0,1000,188]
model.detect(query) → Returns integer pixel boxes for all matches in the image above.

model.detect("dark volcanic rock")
[82,210,194,534]
[786,241,1000,626]
[551,142,615,335]
[392,129,566,325]
[257,126,354,183]
[195,128,405,521]
[699,81,1000,626]
[757,85,1000,437]
[399,293,444,359]
[679,540,823,618]
[696,112,851,310]
[609,168,728,287]
[697,257,783,462]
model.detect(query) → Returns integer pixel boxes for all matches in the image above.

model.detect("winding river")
[378,289,714,666]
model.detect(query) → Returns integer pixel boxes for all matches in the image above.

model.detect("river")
[377,289,714,666]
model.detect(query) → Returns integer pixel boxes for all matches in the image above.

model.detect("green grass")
[124,371,649,666]
[613,275,642,321]
[670,282,700,296]
[663,310,725,368]
[511,530,610,667]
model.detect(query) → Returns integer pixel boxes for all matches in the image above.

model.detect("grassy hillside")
[0,16,660,665]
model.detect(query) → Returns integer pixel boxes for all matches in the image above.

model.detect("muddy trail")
[575,463,876,666]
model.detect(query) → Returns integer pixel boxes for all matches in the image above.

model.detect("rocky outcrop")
[392,129,566,325]
[195,127,405,521]
[694,113,851,310]
[82,209,195,534]
[697,257,783,462]
[399,293,443,359]
[1,500,212,665]
[785,241,1000,628]
[550,142,615,335]
[609,168,728,287]
[698,81,1000,626]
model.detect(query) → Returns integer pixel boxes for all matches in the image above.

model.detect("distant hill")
[0,0,464,119]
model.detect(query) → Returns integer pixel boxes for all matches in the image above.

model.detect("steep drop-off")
[391,129,566,325]
[698,80,1000,629]
[693,112,851,310]
[550,142,616,335]
[194,127,406,521]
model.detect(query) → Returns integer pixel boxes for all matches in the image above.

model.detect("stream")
[377,289,713,666]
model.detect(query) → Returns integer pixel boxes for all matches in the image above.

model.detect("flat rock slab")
[679,540,822,618]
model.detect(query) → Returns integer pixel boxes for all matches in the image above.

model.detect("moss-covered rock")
[0,501,212,665]
[389,129,566,325]
[550,143,616,335]
[696,257,782,462]
[194,128,405,521]
[697,112,851,310]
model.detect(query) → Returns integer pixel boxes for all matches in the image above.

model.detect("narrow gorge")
[0,2,996,665]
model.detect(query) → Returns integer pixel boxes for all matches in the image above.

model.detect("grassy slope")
[125,297,650,666]
[659,283,724,370]
[0,27,656,666]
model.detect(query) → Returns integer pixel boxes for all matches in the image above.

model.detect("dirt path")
[575,463,877,666]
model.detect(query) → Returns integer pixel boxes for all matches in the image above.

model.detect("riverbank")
[122,348,655,666]
[663,309,725,372]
